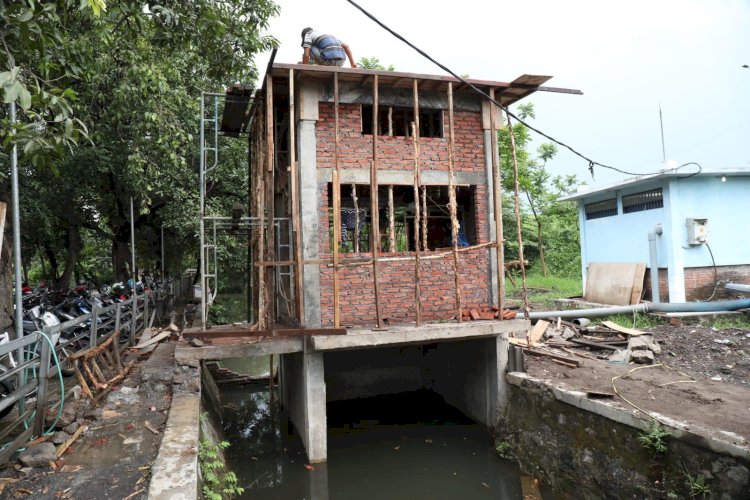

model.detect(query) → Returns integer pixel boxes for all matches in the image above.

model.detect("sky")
[254,0,750,188]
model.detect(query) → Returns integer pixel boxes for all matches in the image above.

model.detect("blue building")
[561,168,750,303]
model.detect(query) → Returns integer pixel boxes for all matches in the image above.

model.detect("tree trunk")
[0,189,14,335]
[43,244,59,280]
[537,219,547,276]
[57,223,82,288]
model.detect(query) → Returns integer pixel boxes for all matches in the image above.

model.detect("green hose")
[21,331,66,435]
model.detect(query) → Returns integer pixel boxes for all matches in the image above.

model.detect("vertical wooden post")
[269,354,275,401]
[412,79,422,326]
[351,184,360,253]
[256,100,267,329]
[289,69,305,326]
[371,74,382,328]
[265,73,275,328]
[421,186,428,251]
[448,83,462,322]
[388,185,396,252]
[488,89,505,315]
[507,113,531,319]
[332,72,341,327]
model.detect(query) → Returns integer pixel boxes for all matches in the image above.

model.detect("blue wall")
[578,175,750,271]
[674,176,750,267]
[579,180,669,268]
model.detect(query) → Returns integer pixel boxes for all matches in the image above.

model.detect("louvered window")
[622,188,663,213]
[585,198,617,220]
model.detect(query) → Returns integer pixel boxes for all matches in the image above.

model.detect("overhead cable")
[344,0,702,180]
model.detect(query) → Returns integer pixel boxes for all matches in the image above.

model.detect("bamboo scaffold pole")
[412,79,422,326]
[447,83,462,322]
[488,89,505,315]
[255,91,268,329]
[506,113,531,319]
[421,186,428,252]
[370,74,383,327]
[388,185,396,253]
[289,69,305,325]
[332,72,342,327]
[265,73,275,328]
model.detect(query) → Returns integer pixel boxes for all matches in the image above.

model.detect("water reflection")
[220,386,547,500]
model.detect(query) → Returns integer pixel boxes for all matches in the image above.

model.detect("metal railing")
[0,276,193,465]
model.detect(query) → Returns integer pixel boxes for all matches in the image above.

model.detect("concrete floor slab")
[310,319,529,351]
[175,337,303,365]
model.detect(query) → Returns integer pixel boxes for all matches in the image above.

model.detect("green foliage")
[709,315,750,331]
[1,0,279,287]
[498,103,582,279]
[508,272,582,309]
[685,471,711,498]
[637,421,669,457]
[357,57,395,71]
[495,441,512,459]
[599,313,665,330]
[199,412,244,499]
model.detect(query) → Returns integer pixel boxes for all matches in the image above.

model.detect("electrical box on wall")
[686,218,708,245]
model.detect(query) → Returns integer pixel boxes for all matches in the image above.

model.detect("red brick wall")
[316,102,491,326]
[643,265,750,302]
[316,103,485,174]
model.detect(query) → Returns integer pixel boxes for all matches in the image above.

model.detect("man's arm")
[342,43,357,68]
[302,47,311,65]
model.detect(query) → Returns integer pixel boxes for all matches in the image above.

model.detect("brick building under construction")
[237,61,580,330]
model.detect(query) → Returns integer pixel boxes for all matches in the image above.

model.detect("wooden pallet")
[68,331,135,403]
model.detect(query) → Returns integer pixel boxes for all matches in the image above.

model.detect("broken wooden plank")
[586,390,615,399]
[522,348,581,366]
[551,358,578,369]
[55,425,87,458]
[131,331,170,350]
[601,320,646,336]
[569,338,621,351]
[528,320,550,344]
[508,337,544,348]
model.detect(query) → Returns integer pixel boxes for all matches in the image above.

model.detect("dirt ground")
[524,320,750,445]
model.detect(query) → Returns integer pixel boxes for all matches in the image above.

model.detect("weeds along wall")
[315,101,492,326]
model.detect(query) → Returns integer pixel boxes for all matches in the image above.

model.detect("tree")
[499,103,581,278]
[357,57,395,71]
[1,0,279,331]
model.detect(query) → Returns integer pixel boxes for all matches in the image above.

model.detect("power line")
[344,0,702,180]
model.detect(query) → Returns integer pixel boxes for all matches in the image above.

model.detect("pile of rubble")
[460,306,517,321]
[515,318,663,366]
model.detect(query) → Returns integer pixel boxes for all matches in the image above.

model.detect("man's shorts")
[311,46,345,67]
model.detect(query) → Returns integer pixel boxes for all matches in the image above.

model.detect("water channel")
[217,367,552,500]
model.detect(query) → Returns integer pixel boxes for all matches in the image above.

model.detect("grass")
[708,315,750,331]
[507,272,582,310]
[599,312,665,330]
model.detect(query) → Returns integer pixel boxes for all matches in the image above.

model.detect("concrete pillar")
[279,351,327,463]
[483,130,499,306]
[298,81,322,326]
[665,180,686,302]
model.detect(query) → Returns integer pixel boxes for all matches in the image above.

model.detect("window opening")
[361,105,443,138]
[584,198,617,220]
[622,188,663,213]
[327,184,475,253]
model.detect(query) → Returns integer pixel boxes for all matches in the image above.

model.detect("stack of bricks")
[461,306,516,321]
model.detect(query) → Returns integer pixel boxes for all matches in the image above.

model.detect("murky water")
[220,385,550,499]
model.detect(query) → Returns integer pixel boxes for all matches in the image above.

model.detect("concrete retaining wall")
[498,373,749,499]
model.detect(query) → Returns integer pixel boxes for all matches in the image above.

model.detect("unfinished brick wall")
[643,265,750,303]
[315,103,485,174]
[315,102,492,326]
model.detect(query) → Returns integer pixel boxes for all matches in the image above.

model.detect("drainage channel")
[216,379,550,499]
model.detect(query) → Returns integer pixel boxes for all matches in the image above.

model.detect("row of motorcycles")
[0,278,167,418]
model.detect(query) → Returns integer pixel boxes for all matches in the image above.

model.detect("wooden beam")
[447,83,462,323]
[332,72,341,328]
[371,74,383,328]
[412,79,422,326]
[289,69,304,326]
[265,73,275,328]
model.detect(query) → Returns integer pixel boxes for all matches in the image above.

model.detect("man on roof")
[301,28,357,68]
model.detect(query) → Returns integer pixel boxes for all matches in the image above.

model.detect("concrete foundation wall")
[323,337,507,427]
[279,352,327,463]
